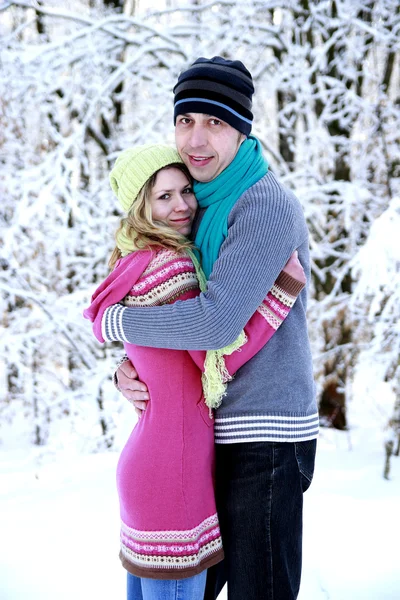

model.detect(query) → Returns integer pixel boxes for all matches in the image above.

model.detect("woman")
[84,144,305,600]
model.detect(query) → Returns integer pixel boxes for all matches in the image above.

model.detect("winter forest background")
[0,1,400,598]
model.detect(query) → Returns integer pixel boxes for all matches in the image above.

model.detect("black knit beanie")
[173,56,254,137]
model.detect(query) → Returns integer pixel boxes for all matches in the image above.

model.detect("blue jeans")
[127,571,207,600]
[204,440,317,600]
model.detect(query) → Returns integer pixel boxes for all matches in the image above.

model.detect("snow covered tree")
[260,1,400,428]
[1,0,399,449]
[351,195,400,476]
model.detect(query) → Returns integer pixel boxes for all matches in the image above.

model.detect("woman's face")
[149,167,197,236]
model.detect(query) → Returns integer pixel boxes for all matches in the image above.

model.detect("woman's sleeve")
[127,251,305,378]
[125,249,201,308]
[189,270,305,376]
[222,271,305,377]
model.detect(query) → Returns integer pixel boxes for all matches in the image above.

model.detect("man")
[105,57,318,599]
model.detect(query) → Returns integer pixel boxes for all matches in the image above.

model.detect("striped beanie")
[173,56,254,137]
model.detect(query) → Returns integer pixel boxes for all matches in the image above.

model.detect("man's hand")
[115,252,303,419]
[117,360,149,418]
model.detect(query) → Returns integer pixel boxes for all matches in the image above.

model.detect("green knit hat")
[110,144,184,212]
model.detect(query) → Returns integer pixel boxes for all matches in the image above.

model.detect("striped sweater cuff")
[102,304,128,342]
[275,271,305,297]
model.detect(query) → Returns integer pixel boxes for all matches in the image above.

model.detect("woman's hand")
[282,250,306,284]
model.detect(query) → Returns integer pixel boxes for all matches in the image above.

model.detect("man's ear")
[239,133,246,145]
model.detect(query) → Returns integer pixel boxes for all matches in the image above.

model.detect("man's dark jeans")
[204,440,317,600]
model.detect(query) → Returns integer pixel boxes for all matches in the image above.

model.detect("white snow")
[1,368,399,600]
[1,2,400,598]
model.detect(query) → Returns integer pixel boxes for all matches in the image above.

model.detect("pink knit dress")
[84,247,304,580]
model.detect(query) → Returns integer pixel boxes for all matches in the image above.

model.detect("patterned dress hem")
[120,547,224,580]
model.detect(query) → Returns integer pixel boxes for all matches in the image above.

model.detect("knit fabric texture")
[109,144,183,212]
[186,248,247,412]
[98,171,319,444]
[193,136,268,278]
[84,246,304,579]
[114,249,224,578]
[173,56,254,136]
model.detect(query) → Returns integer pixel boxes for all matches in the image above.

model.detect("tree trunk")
[306,1,374,428]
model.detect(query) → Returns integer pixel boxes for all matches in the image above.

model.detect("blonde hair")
[109,164,194,270]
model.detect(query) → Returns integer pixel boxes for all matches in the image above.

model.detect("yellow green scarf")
[186,249,246,414]
[116,233,246,414]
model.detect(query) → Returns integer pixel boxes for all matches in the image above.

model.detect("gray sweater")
[103,171,319,443]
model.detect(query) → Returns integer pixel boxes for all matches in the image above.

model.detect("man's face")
[175,113,245,182]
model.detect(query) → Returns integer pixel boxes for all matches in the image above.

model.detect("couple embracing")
[84,56,318,600]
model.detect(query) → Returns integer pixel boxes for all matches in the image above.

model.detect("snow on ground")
[299,429,400,600]
[1,370,400,599]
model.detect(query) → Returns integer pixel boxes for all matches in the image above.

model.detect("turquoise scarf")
[193,136,268,278]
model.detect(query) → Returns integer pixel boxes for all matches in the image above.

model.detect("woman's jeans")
[127,570,207,600]
[204,440,317,600]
